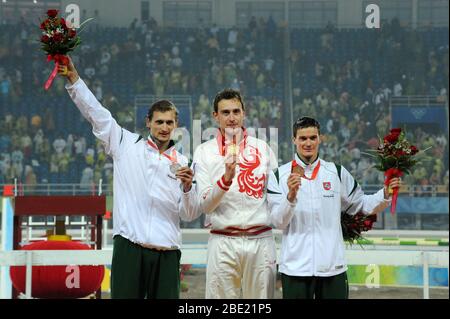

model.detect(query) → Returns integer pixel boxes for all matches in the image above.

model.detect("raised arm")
[340,166,399,216]
[192,145,232,214]
[176,163,201,222]
[59,57,124,157]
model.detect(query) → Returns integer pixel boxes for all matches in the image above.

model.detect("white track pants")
[205,234,277,299]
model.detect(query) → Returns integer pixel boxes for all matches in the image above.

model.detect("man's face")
[213,98,245,135]
[146,110,177,144]
[293,126,321,161]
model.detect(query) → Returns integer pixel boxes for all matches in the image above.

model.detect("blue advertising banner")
[392,106,448,132]
[393,197,449,214]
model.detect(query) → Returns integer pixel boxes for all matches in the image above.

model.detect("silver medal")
[170,163,181,174]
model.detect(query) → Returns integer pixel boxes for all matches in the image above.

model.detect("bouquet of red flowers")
[369,128,419,214]
[39,9,81,90]
[341,211,377,244]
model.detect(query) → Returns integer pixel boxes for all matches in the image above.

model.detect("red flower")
[60,18,68,30]
[41,35,50,43]
[40,19,49,30]
[390,128,402,135]
[47,9,59,18]
[68,29,77,38]
[53,33,63,42]
[385,167,403,180]
[384,133,399,143]
[395,150,407,156]
[363,220,373,228]
[410,145,418,155]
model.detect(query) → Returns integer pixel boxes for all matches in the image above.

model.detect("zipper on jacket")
[147,154,161,243]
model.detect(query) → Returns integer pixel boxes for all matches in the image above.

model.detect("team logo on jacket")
[323,182,331,190]
[237,146,265,199]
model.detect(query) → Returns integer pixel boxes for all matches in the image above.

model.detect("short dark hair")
[147,100,178,121]
[293,116,321,137]
[213,89,245,113]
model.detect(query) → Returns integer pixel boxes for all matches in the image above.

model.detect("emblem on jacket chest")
[323,182,331,190]
[237,146,266,199]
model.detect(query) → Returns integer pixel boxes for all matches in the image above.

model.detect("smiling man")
[58,57,200,299]
[267,116,402,299]
[193,89,280,299]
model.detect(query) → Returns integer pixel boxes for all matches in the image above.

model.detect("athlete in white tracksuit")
[267,117,401,299]
[193,89,286,298]
[60,57,200,299]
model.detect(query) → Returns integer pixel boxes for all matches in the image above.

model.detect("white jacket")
[267,154,390,277]
[193,131,279,233]
[66,78,200,249]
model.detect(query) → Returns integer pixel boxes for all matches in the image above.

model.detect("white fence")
[0,246,448,299]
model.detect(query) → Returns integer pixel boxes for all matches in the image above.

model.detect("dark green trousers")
[110,235,181,299]
[281,272,349,299]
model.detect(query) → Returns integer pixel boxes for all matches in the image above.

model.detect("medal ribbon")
[291,160,321,181]
[147,137,178,164]
[216,128,248,156]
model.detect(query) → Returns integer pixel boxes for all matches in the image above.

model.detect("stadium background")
[0,0,448,299]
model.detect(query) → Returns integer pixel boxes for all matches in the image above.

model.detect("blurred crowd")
[0,17,448,192]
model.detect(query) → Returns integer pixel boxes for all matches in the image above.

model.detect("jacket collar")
[294,152,320,171]
[147,135,176,155]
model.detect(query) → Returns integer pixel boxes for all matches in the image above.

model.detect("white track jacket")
[66,78,200,249]
[267,154,390,277]
[193,131,284,233]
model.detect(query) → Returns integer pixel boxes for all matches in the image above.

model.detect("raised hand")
[384,177,402,199]
[175,166,194,193]
[57,56,79,84]
[287,173,301,203]
[223,152,237,184]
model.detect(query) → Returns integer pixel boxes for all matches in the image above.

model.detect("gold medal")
[227,144,238,156]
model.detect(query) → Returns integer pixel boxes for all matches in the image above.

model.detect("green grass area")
[399,241,418,245]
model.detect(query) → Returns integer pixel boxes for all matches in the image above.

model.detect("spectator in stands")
[24,165,37,192]
[80,164,94,189]
[11,147,24,179]
[0,128,11,153]
[53,135,67,154]
[393,81,403,96]
[73,135,86,160]
[266,15,277,36]
[0,75,11,100]
[4,113,14,131]
[30,114,42,133]
[20,133,32,159]
[227,27,238,51]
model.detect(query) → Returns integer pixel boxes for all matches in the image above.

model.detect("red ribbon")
[44,54,69,90]
[291,160,321,180]
[384,168,403,215]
